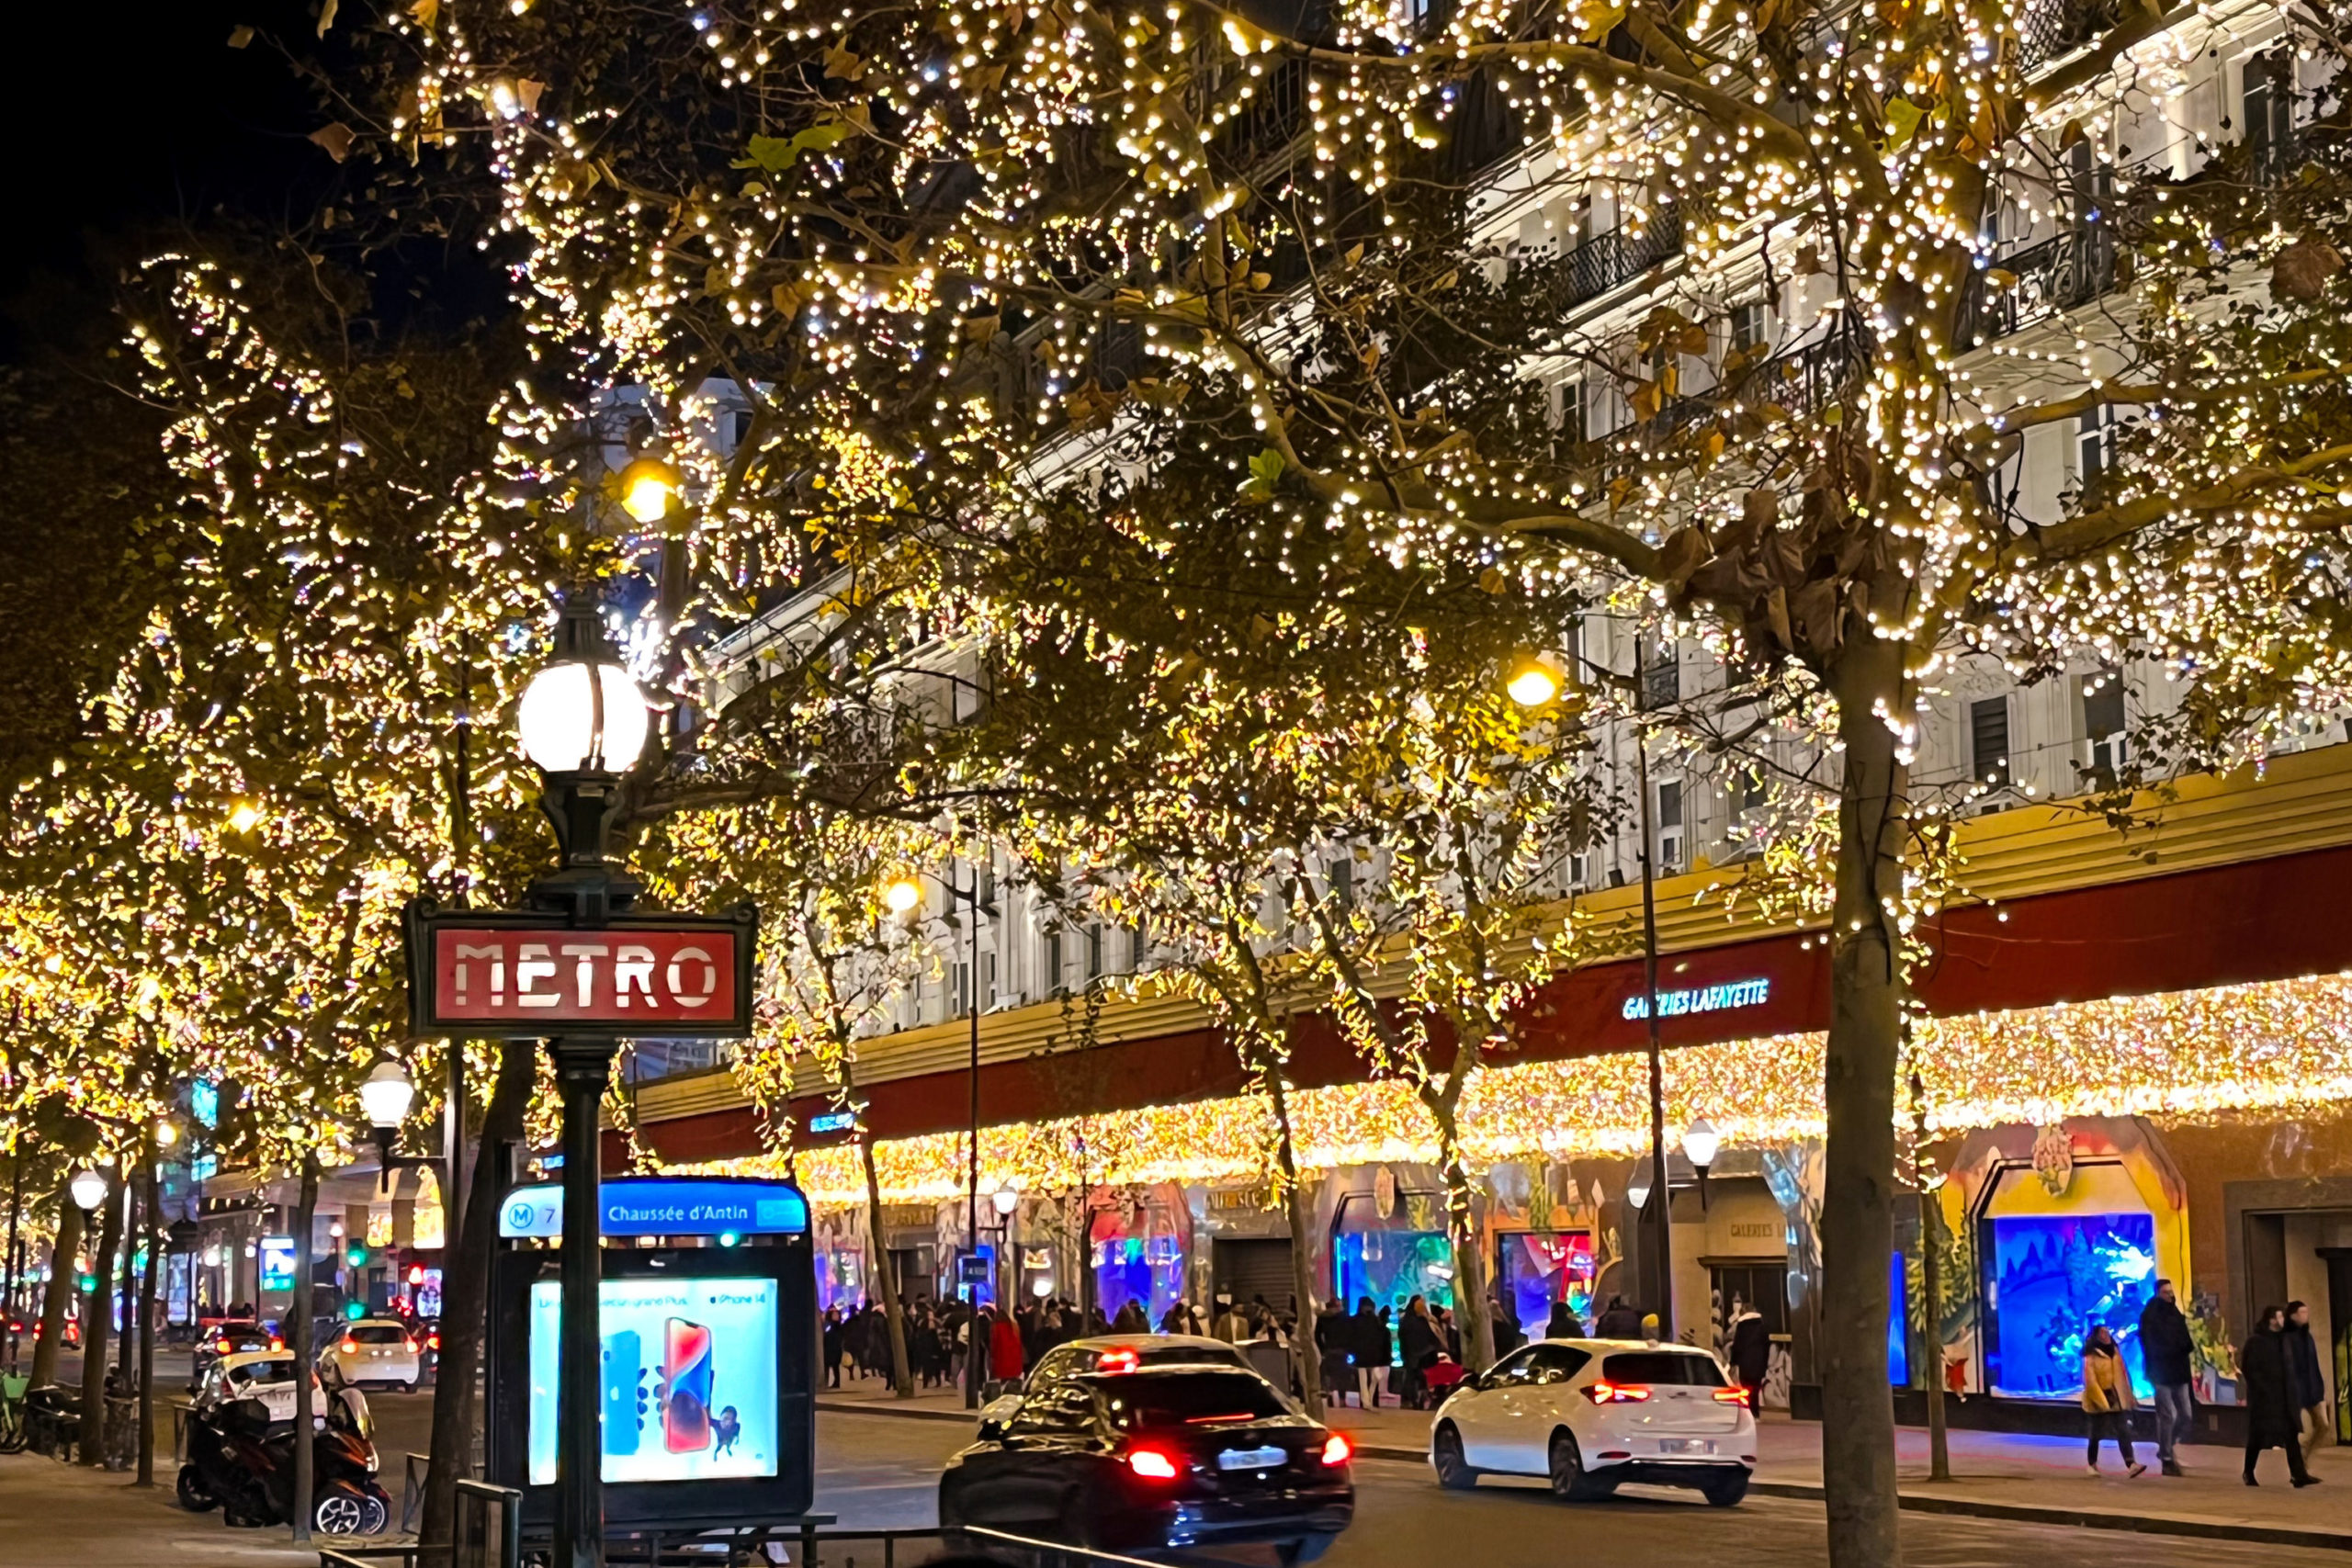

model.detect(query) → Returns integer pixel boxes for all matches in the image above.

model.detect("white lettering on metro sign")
[1621,976,1770,1021]
[432,927,737,1024]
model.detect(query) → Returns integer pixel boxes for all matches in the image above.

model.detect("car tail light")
[341,1339,359,1354]
[1318,1434,1351,1466]
[1714,1386,1751,1404]
[1581,1381,1651,1405]
[427,1332,440,1350]
[1125,1448,1180,1480]
[269,1337,284,1350]
[1095,1348,1140,1373]
[404,1337,419,1353]
[216,1337,232,1354]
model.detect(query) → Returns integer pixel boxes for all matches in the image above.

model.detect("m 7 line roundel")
[402,899,757,1039]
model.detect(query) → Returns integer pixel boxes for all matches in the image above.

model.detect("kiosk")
[486,1175,818,1538]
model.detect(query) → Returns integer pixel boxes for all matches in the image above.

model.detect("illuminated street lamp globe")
[1679,1117,1720,1173]
[883,876,922,917]
[616,455,682,525]
[518,607,650,777]
[991,1182,1021,1217]
[68,1168,107,1213]
[359,1060,417,1133]
[1505,656,1562,708]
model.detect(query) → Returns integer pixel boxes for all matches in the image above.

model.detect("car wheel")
[1547,1430,1613,1503]
[1701,1472,1749,1508]
[175,1466,217,1512]
[1277,1533,1338,1566]
[1431,1423,1478,1490]
[315,1485,367,1536]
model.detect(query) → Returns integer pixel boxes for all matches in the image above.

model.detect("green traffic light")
[344,1300,366,1321]
[345,1245,368,1267]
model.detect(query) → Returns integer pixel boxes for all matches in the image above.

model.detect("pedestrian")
[989,1301,1025,1392]
[1315,1299,1351,1406]
[1113,1297,1148,1335]
[1352,1297,1387,1408]
[1489,1294,1522,1358]
[1594,1293,1644,1338]
[822,1306,844,1389]
[2285,1301,2330,1460]
[1398,1295,1441,1409]
[1544,1297,1585,1341]
[2080,1324,2144,1476]
[1212,1294,1245,1343]
[2136,1279,2195,1475]
[2240,1305,2319,1487]
[1159,1300,1187,1334]
[1728,1301,1770,1410]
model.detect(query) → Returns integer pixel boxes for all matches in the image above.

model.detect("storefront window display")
[1332,1191,1453,1327]
[1090,1197,1186,1323]
[1496,1231,1594,1341]
[1981,1211,2158,1400]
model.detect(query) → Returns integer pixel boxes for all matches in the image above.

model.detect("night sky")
[2,0,331,354]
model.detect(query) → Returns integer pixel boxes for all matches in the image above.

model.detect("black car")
[940,1363,1353,1563]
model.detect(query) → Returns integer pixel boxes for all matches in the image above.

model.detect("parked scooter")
[176,1394,390,1535]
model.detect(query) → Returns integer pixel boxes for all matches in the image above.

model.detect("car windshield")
[232,1361,299,1387]
[350,1325,407,1344]
[1096,1371,1290,1428]
[1600,1351,1727,1387]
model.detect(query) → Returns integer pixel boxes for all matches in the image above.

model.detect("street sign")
[497,1177,810,1241]
[403,898,757,1039]
[957,1253,990,1284]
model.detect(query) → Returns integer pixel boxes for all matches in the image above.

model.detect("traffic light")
[345,1243,368,1269]
[344,1300,367,1321]
[406,1263,424,1286]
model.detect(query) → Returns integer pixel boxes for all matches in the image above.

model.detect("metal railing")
[320,1479,521,1568]
[321,1517,1206,1568]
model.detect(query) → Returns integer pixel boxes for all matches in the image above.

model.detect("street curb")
[817,1404,2352,1552]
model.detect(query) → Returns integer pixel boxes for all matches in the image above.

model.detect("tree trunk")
[1264,1074,1321,1402]
[78,1167,123,1465]
[30,1189,79,1390]
[1820,633,1909,1568]
[859,1130,914,1398]
[1436,1134,1495,1373]
[136,1148,159,1486]
[420,1040,535,1565]
[290,1153,320,1542]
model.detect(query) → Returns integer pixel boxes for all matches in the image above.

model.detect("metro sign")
[404,899,756,1039]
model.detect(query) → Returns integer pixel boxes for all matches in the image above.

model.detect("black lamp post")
[516,595,651,1568]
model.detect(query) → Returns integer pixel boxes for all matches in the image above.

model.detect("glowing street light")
[883,876,923,916]
[1505,655,1563,707]
[616,455,681,525]
[358,1061,417,1133]
[68,1168,107,1213]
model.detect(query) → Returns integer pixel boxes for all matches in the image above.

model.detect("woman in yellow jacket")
[2082,1325,2146,1477]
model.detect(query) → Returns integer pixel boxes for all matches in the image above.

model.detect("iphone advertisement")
[525,1278,781,1484]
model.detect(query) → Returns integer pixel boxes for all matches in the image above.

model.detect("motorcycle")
[176,1394,390,1535]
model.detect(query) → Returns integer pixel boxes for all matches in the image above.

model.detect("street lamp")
[1680,1117,1719,1211]
[360,1061,428,1195]
[520,593,652,1568]
[1505,651,1564,708]
[616,455,681,525]
[68,1168,107,1214]
[991,1182,1021,1219]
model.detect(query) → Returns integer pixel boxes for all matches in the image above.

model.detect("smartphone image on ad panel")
[664,1317,715,1452]
[602,1329,642,1458]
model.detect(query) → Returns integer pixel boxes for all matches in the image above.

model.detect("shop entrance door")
[1709,1260,1790,1408]
[2324,1248,2352,1444]
[1214,1237,1296,1316]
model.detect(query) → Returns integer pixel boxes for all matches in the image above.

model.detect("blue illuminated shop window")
[1982,1212,2157,1401]
[1888,1249,1909,1387]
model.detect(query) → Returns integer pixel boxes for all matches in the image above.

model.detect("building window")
[1736,762,1769,813]
[1554,378,1589,442]
[1655,779,1685,873]
[1970,697,2011,787]
[1731,301,1770,354]
[1086,922,1105,981]
[2243,51,2295,180]
[730,408,756,449]
[1640,636,1679,708]
[1044,929,1065,997]
[2075,406,2114,491]
[2081,671,2129,774]
[1329,855,1354,907]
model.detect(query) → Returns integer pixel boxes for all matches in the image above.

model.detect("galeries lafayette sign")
[404,902,755,1038]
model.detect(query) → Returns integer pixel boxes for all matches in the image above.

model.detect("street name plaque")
[403,898,757,1039]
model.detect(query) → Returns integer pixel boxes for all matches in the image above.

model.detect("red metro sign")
[404,901,756,1039]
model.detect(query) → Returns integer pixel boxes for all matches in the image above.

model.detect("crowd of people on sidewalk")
[2085,1278,2330,1488]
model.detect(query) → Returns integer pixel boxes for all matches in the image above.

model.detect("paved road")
[810,1412,2348,1568]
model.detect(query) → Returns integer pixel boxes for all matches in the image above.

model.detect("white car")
[1427,1338,1757,1506]
[194,1349,346,1428]
[318,1320,424,1390]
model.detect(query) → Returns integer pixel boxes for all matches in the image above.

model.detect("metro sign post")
[406,597,755,1568]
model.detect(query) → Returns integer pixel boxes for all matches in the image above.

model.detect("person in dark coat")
[2137,1280,2196,1475]
[822,1306,845,1388]
[1489,1296,1523,1359]
[1544,1299,1585,1340]
[2286,1302,2330,1459]
[1728,1304,1771,1410]
[2240,1305,2318,1486]
[1397,1296,1442,1409]
[1594,1294,1644,1338]
[1314,1300,1351,1405]
[1351,1298,1388,1407]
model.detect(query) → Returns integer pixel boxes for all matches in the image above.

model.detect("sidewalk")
[816,1376,2352,1551]
[0,1450,321,1568]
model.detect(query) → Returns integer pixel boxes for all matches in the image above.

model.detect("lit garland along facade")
[684,973,2352,1204]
